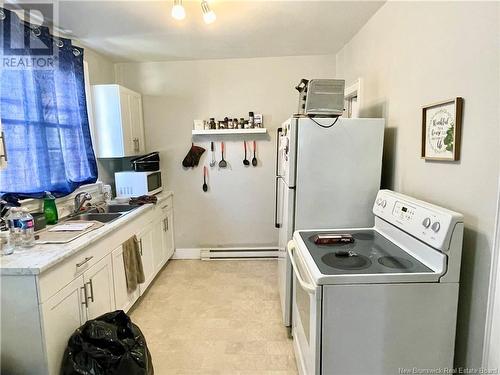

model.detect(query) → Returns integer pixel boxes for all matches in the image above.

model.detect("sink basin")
[99,204,141,213]
[86,204,141,214]
[68,213,122,223]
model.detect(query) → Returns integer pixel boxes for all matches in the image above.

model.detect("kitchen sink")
[85,204,141,214]
[96,204,141,213]
[68,212,123,223]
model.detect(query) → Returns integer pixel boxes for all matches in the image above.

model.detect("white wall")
[336,1,500,369]
[115,55,336,248]
[84,48,115,85]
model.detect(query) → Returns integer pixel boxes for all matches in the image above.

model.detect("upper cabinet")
[92,84,146,158]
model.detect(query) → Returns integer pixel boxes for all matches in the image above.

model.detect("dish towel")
[122,236,145,293]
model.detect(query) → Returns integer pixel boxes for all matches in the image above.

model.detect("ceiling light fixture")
[201,0,216,24]
[171,0,186,21]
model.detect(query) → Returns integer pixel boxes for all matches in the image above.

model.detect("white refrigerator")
[275,117,385,328]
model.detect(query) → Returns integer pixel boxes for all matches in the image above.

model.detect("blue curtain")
[0,7,97,200]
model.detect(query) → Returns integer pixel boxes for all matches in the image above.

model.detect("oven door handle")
[287,241,316,294]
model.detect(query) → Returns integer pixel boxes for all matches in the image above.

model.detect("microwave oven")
[115,171,163,197]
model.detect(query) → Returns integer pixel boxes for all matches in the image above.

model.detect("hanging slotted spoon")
[219,142,227,168]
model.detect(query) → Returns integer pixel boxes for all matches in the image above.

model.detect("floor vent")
[201,247,278,260]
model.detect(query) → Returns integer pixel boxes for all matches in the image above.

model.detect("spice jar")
[209,118,216,130]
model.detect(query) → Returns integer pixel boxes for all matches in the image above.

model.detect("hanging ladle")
[243,141,250,166]
[252,141,258,167]
[219,142,227,168]
[202,166,208,192]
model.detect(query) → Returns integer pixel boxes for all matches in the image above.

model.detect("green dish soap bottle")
[43,191,58,225]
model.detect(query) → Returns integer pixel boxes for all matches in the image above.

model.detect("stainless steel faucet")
[73,192,92,214]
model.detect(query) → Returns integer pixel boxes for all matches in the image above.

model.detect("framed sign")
[421,97,463,161]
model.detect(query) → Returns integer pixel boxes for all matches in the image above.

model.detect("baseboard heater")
[200,247,278,260]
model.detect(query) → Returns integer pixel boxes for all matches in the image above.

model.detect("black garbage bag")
[61,310,154,375]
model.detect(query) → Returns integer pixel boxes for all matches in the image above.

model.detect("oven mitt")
[182,143,206,168]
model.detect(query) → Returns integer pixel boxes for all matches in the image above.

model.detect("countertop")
[0,191,173,276]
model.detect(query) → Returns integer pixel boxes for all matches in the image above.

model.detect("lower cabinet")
[42,277,87,375]
[164,210,175,261]
[84,255,115,320]
[42,255,116,374]
[152,218,165,273]
[111,245,140,312]
[138,226,156,295]
[1,194,175,375]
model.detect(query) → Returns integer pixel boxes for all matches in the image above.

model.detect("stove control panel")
[373,190,463,252]
[392,201,416,222]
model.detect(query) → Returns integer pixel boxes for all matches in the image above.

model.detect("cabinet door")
[152,218,165,273]
[84,255,115,320]
[139,228,156,294]
[164,211,175,260]
[119,90,135,156]
[111,245,140,313]
[128,94,145,154]
[42,276,86,375]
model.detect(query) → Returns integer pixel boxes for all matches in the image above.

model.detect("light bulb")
[201,1,216,24]
[171,0,186,20]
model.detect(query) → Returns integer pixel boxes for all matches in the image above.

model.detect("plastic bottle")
[20,209,35,247]
[43,191,58,225]
[5,207,35,248]
[249,112,255,128]
[5,207,23,249]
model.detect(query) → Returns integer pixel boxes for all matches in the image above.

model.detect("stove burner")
[322,252,372,270]
[352,232,375,241]
[378,256,413,270]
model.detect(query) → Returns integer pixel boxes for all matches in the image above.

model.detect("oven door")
[288,241,321,375]
[146,171,163,195]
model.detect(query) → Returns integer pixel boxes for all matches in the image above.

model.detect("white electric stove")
[288,190,464,375]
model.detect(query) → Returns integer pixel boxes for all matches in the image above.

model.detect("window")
[0,7,97,200]
[344,78,363,118]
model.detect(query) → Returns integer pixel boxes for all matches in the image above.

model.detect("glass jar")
[209,118,216,130]
[0,227,14,256]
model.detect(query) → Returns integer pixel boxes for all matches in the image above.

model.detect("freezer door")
[278,118,298,187]
[277,177,295,326]
[294,118,385,229]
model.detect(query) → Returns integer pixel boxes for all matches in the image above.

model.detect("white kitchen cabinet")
[1,193,174,375]
[42,276,87,375]
[111,245,140,312]
[83,255,115,320]
[152,218,165,273]
[139,227,156,295]
[92,84,145,158]
[163,210,175,261]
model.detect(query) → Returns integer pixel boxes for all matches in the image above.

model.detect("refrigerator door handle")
[275,127,283,176]
[275,176,281,229]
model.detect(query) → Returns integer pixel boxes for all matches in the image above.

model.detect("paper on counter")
[48,222,95,232]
